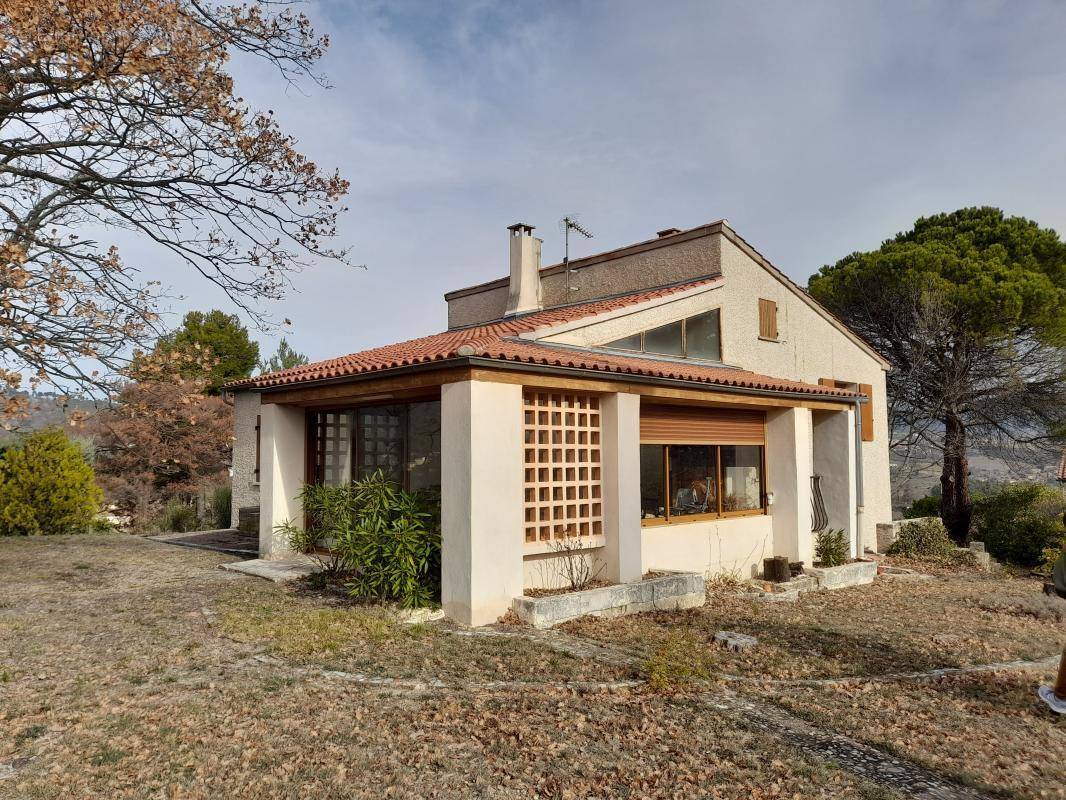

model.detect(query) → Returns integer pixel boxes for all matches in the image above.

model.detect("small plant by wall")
[548,532,605,592]
[814,528,849,567]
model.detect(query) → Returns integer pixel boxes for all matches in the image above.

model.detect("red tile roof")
[229,276,858,399]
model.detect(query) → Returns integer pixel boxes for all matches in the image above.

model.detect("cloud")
[101,0,1066,364]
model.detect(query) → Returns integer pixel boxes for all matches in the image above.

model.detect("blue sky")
[141,0,1066,364]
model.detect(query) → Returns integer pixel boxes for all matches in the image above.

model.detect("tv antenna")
[560,216,594,296]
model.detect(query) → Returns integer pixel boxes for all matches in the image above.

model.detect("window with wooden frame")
[522,391,603,548]
[601,309,722,361]
[308,401,441,491]
[758,298,778,341]
[639,405,767,525]
[818,378,875,442]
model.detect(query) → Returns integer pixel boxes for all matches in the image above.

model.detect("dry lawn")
[0,535,891,800]
[562,569,1063,680]
[562,565,1066,799]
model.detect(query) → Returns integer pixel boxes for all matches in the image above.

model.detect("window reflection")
[720,445,762,511]
[668,445,716,516]
[640,444,666,519]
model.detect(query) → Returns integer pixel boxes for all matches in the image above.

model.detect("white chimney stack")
[504,223,543,316]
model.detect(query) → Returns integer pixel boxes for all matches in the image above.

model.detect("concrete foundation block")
[806,559,878,590]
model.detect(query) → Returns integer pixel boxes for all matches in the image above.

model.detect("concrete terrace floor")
[0,534,1060,799]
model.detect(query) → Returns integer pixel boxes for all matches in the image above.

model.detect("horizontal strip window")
[602,309,721,361]
[640,443,766,525]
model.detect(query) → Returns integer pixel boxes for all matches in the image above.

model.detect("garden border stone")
[512,571,705,629]
[805,559,878,590]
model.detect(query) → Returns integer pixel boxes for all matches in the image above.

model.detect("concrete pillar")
[441,380,524,626]
[259,402,306,559]
[812,408,858,557]
[600,392,642,583]
[765,406,814,564]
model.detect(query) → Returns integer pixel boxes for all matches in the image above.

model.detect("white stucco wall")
[766,406,815,563]
[600,392,643,583]
[812,408,859,557]
[259,403,306,559]
[230,391,261,528]
[641,515,774,579]
[523,547,610,590]
[441,380,525,626]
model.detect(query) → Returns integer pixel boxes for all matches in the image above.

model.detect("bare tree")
[0,0,349,404]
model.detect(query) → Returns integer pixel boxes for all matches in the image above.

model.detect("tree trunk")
[939,415,972,544]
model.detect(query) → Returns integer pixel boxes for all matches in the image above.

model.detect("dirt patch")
[0,535,896,799]
[523,579,615,598]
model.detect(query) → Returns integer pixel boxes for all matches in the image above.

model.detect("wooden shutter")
[758,298,778,340]
[254,414,262,483]
[640,405,765,445]
[858,383,875,442]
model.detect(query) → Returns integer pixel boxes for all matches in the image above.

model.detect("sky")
[135,0,1066,365]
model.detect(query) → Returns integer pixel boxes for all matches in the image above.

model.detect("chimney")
[657,227,682,238]
[505,223,543,316]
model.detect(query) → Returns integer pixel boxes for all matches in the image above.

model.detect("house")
[225,220,892,625]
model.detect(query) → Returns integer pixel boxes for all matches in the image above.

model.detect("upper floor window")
[758,298,778,341]
[602,309,721,361]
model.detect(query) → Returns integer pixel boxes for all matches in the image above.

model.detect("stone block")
[806,559,878,590]
[512,572,705,629]
[713,631,758,652]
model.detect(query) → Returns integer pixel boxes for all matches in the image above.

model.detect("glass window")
[644,319,684,356]
[318,411,353,486]
[639,444,666,520]
[720,445,762,511]
[685,309,721,361]
[356,405,405,484]
[603,332,642,351]
[668,445,717,517]
[407,401,441,492]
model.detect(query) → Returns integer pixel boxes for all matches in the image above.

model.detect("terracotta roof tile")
[228,276,857,399]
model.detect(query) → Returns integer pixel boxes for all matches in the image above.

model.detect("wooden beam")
[260,367,471,406]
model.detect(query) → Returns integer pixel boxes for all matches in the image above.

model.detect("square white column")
[259,402,306,559]
[812,408,859,557]
[600,392,643,583]
[441,380,524,626]
[765,406,814,564]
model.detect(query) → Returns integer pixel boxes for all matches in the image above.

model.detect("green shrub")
[814,528,849,567]
[887,517,956,560]
[278,472,441,608]
[158,500,199,533]
[903,494,941,519]
[338,473,441,608]
[973,483,1066,567]
[0,428,102,535]
[208,485,232,529]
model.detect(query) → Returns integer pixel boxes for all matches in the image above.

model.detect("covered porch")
[255,365,861,626]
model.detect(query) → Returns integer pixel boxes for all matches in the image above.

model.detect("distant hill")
[0,392,104,442]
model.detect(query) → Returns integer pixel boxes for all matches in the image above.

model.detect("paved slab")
[148,528,258,557]
[220,556,321,582]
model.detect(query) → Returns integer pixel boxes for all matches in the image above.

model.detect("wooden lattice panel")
[522,391,603,544]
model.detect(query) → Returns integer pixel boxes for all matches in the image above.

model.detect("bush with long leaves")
[277,472,440,607]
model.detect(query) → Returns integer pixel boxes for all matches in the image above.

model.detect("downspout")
[852,396,865,557]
